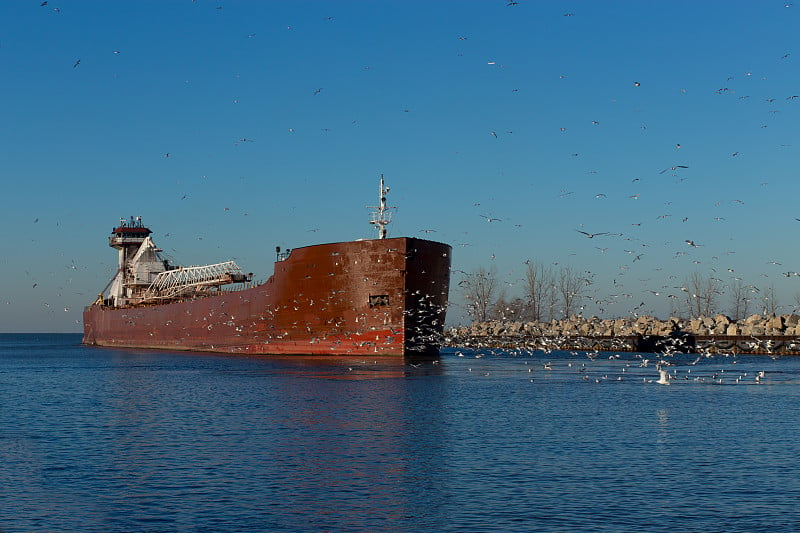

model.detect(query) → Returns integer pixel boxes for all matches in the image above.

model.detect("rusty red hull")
[83,237,451,356]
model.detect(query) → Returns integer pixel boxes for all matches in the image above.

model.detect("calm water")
[2,334,800,531]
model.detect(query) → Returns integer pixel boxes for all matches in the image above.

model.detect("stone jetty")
[446,314,800,354]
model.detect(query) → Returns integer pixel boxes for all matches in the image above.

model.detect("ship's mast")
[369,174,393,239]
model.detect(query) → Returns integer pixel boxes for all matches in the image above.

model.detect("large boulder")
[766,314,785,334]
[505,321,524,336]
[713,315,732,335]
[741,323,765,336]
[726,323,741,336]
[744,314,764,325]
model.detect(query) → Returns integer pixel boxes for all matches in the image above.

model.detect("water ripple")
[2,335,800,531]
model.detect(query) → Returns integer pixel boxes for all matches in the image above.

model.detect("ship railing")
[140,282,231,302]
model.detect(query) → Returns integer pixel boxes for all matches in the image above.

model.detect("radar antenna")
[368,174,394,239]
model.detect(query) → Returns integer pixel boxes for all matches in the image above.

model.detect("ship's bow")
[401,238,451,356]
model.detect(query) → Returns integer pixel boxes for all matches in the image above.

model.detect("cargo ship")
[83,177,451,356]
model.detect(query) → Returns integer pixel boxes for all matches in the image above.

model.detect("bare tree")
[461,266,498,323]
[728,279,752,320]
[492,290,508,321]
[506,297,529,320]
[685,272,720,317]
[523,261,555,322]
[761,285,779,315]
[546,285,559,322]
[492,293,528,321]
[558,266,587,318]
[669,293,683,318]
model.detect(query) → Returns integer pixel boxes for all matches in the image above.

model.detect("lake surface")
[2,334,800,532]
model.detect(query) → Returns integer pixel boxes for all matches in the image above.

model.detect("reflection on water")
[2,335,800,531]
[228,352,446,380]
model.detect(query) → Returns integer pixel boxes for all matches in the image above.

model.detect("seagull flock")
[13,1,800,334]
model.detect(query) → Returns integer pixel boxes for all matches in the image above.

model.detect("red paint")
[83,237,451,356]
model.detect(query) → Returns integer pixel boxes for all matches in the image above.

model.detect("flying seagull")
[659,165,689,174]
[576,230,609,238]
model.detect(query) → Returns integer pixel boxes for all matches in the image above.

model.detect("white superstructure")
[99,216,250,307]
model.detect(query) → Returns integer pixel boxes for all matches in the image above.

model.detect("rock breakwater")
[446,313,800,354]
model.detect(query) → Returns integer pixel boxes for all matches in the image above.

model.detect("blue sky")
[1,0,799,332]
